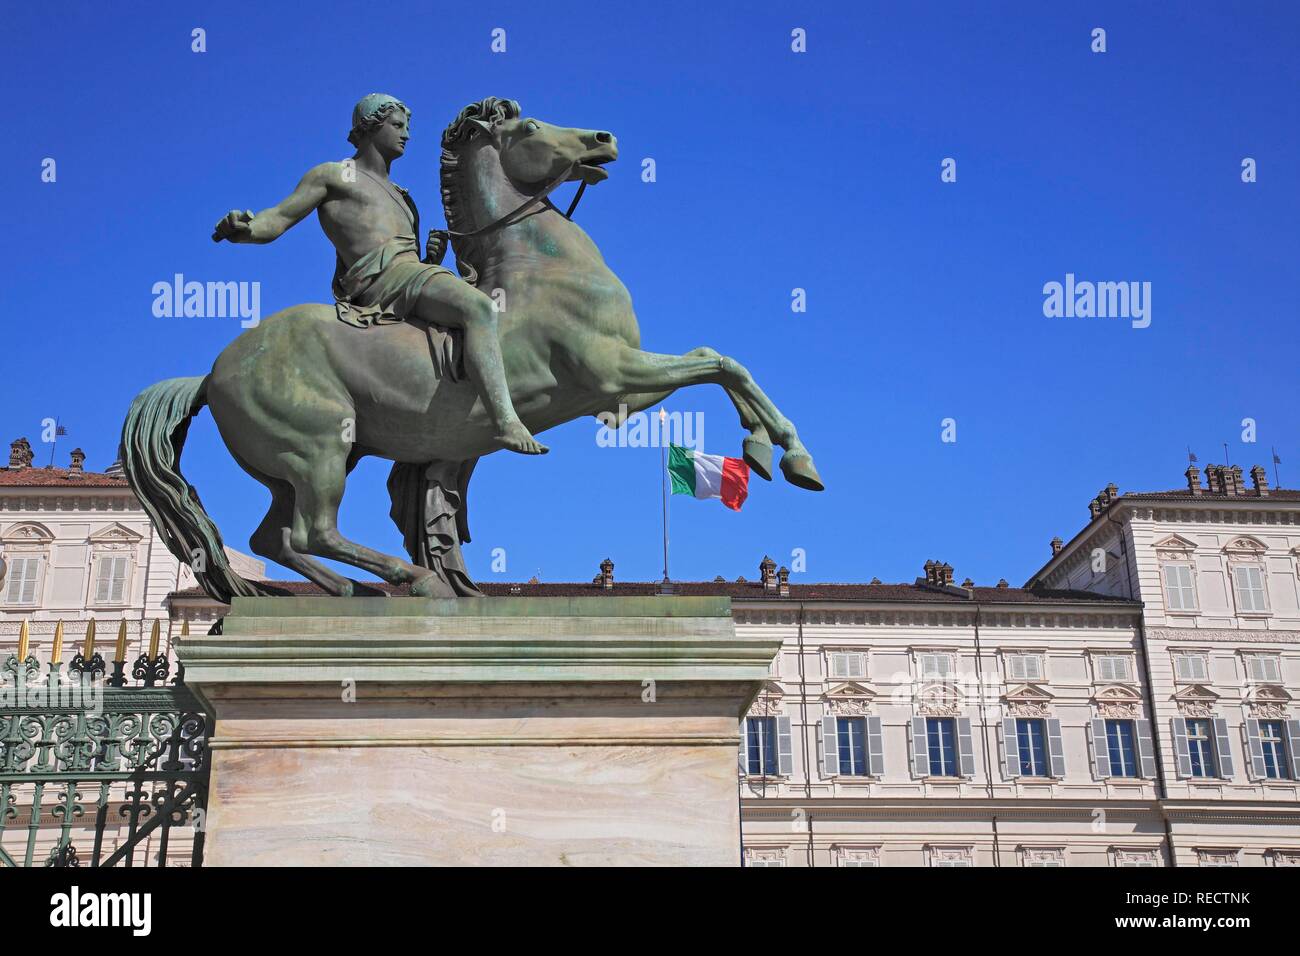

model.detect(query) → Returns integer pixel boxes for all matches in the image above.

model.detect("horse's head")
[443,98,618,190]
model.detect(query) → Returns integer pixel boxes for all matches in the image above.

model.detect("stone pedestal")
[178,596,777,866]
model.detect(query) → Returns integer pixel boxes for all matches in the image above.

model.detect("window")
[1007,654,1045,681]
[1233,565,1268,612]
[1095,655,1133,682]
[927,717,958,776]
[1260,721,1290,780]
[1162,564,1197,611]
[1246,655,1282,684]
[3,556,41,604]
[838,847,879,867]
[1174,653,1209,682]
[745,717,778,775]
[928,846,972,867]
[94,555,130,604]
[1106,720,1139,777]
[1022,847,1066,867]
[1016,718,1049,776]
[1187,719,1218,778]
[920,653,954,679]
[836,717,868,776]
[829,651,866,679]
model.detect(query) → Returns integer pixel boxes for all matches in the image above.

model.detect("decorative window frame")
[926,845,973,868]
[1002,683,1055,719]
[914,648,959,682]
[1243,684,1291,721]
[1195,847,1240,868]
[1242,652,1283,687]
[1224,537,1271,616]
[1111,846,1162,868]
[0,521,54,606]
[833,845,880,868]
[1155,535,1200,614]
[1269,849,1300,867]
[1019,846,1066,867]
[1003,649,1047,683]
[823,681,875,717]
[745,680,786,718]
[1091,651,1137,685]
[1092,684,1143,720]
[1172,650,1211,685]
[1172,683,1220,719]
[744,846,788,868]
[87,522,143,609]
[824,647,868,681]
[916,680,965,717]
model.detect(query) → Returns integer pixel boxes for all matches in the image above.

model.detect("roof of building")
[0,465,128,488]
[168,578,1138,606]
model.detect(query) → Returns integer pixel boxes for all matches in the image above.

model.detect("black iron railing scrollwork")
[0,651,210,868]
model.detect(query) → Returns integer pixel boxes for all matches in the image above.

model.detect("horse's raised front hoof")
[409,573,447,598]
[350,580,389,597]
[779,452,825,492]
[743,436,774,481]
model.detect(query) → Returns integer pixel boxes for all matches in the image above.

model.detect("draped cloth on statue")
[387,458,483,597]
[333,234,463,381]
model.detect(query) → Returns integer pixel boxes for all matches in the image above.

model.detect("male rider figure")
[212,93,546,455]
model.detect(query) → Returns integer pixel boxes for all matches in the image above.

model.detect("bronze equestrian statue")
[120,96,824,602]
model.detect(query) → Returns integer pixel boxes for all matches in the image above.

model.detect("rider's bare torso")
[319,167,419,270]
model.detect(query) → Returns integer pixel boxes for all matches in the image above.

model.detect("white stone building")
[0,437,260,661]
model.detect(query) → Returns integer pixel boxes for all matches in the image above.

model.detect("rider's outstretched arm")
[212,163,333,243]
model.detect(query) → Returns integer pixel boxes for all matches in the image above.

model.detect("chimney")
[1250,465,1269,497]
[1185,464,1203,495]
[923,561,954,587]
[68,448,85,475]
[759,555,778,592]
[1050,536,1063,556]
[996,579,1010,588]
[593,557,614,589]
[1227,465,1244,496]
[1205,464,1227,495]
[1088,497,1103,519]
[8,437,33,470]
[777,566,790,597]
[961,577,974,588]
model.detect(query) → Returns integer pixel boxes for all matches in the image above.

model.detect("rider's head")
[348,93,411,157]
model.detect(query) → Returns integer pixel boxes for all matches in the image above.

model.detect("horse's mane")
[439,97,521,287]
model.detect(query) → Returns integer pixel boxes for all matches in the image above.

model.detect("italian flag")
[667,444,750,511]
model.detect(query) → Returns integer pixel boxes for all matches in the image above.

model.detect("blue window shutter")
[1091,719,1112,778]
[1245,719,1267,780]
[1211,718,1235,779]
[1171,718,1192,778]
[957,717,976,777]
[1046,718,1067,778]
[776,716,793,775]
[910,716,929,777]
[1002,717,1021,778]
[821,715,839,776]
[867,716,885,776]
[1286,720,1300,780]
[739,719,750,774]
[1135,720,1157,779]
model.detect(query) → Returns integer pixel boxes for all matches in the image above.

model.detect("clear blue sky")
[4,2,1297,588]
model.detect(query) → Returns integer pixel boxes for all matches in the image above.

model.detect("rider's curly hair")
[438,97,522,285]
[348,94,411,147]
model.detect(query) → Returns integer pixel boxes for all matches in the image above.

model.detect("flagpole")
[1273,447,1282,489]
[659,409,669,583]
[48,416,60,468]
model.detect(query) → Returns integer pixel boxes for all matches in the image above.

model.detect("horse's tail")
[119,376,272,603]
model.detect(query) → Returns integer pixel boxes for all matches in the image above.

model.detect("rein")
[429,161,588,257]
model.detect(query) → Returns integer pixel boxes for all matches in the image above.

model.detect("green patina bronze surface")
[120,96,824,603]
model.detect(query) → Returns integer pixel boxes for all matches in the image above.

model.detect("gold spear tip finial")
[17,619,30,660]
[51,620,64,663]
[149,619,161,658]
[84,618,96,657]
[114,619,128,663]
[180,618,190,637]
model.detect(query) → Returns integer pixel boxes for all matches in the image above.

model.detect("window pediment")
[825,681,875,715]
[1003,682,1055,703]
[825,680,874,700]
[1,521,54,544]
[1093,685,1143,704]
[1154,534,1198,558]
[1223,536,1267,556]
[88,522,143,545]
[1172,684,1219,717]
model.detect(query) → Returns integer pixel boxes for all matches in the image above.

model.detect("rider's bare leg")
[414,276,547,455]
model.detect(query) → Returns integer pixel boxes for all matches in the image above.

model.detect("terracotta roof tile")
[0,466,128,487]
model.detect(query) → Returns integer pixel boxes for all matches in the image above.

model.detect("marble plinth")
[178,596,778,867]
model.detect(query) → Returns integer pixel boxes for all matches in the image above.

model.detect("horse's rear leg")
[286,451,440,596]
[247,482,359,596]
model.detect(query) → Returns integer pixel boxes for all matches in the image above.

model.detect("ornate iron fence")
[0,620,210,867]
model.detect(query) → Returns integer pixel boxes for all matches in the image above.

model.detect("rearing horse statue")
[120,97,824,602]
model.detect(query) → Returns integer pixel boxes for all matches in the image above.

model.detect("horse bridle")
[431,160,588,250]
